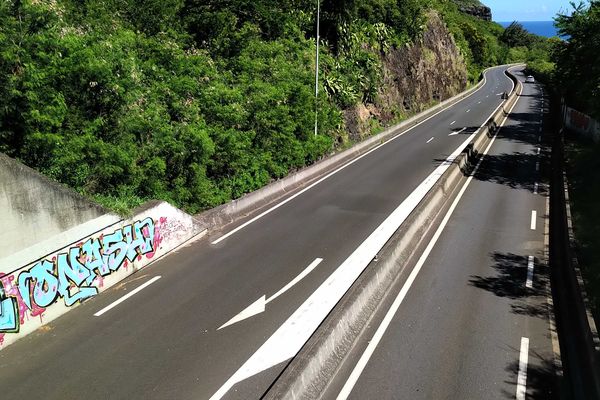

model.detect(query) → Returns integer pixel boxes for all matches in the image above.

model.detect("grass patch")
[565,135,600,315]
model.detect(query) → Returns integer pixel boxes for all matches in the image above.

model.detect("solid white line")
[336,71,523,400]
[426,137,435,144]
[269,258,323,303]
[450,120,456,125]
[516,337,530,400]
[531,210,537,230]
[94,276,162,317]
[534,182,539,195]
[526,256,535,289]
[211,68,513,245]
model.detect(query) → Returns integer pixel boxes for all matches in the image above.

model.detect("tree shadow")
[469,252,529,299]
[503,353,557,399]
[470,252,557,398]
[469,252,551,319]
[473,151,541,193]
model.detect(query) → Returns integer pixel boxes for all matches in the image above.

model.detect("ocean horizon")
[498,21,559,38]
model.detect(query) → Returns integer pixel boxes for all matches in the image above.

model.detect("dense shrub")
[0,0,549,214]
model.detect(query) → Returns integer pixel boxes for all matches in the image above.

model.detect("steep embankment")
[345,11,467,139]
[0,0,507,216]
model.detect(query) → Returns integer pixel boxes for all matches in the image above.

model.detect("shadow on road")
[469,251,556,399]
[469,252,550,319]
[503,355,556,400]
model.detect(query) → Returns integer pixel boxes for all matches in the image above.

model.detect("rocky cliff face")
[344,11,468,140]
[458,4,492,21]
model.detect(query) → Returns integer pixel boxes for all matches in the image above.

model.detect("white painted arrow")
[449,127,466,136]
[218,258,324,330]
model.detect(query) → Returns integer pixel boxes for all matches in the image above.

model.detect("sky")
[483,0,577,21]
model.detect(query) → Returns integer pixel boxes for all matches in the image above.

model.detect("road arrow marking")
[218,258,324,330]
[449,127,466,136]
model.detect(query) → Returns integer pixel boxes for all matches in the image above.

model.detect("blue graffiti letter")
[82,238,109,283]
[57,249,98,307]
[0,281,18,333]
[124,218,155,261]
[102,230,127,272]
[18,260,59,309]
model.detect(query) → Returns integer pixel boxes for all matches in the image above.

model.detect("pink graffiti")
[570,109,591,131]
[0,273,46,329]
[145,217,166,260]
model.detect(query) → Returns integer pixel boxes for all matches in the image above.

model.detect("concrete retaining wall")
[0,200,205,349]
[264,67,523,399]
[0,153,120,259]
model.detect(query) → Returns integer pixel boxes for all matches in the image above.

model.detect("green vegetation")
[554,1,600,119]
[565,138,600,315]
[434,0,505,81]
[496,21,557,82]
[557,2,600,316]
[0,0,550,214]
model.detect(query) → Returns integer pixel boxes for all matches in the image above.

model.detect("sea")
[498,21,559,38]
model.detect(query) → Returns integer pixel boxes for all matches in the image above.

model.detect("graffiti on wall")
[569,108,591,131]
[0,218,157,335]
[566,107,600,143]
[0,281,18,333]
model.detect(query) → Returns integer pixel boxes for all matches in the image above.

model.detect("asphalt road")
[0,66,515,400]
[323,70,557,400]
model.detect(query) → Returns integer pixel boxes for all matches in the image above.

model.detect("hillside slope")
[0,0,510,214]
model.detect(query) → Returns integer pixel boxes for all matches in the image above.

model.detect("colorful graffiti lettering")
[569,108,591,131]
[0,218,157,333]
[0,281,18,333]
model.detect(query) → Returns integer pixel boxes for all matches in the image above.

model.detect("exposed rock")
[344,11,468,140]
[458,4,493,21]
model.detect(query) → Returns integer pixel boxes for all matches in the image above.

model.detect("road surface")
[324,69,557,400]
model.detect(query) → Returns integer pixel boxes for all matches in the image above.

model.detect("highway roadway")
[0,66,517,399]
[323,70,558,399]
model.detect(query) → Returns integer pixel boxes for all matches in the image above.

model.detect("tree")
[500,21,534,48]
[554,1,600,118]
